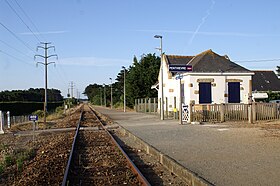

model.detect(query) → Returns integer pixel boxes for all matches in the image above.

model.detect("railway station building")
[157,49,254,113]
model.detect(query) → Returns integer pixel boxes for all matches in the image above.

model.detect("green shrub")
[4,155,13,167]
[55,106,64,114]
[16,158,23,172]
[32,110,44,118]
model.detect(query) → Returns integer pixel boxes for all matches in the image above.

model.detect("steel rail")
[62,104,150,186]
[61,107,84,186]
[88,105,151,186]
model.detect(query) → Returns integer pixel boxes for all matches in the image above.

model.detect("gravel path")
[93,106,280,186]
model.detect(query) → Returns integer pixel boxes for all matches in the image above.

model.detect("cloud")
[188,0,215,46]
[58,57,131,67]
[20,30,69,35]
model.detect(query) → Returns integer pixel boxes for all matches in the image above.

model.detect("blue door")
[228,82,240,103]
[199,83,212,104]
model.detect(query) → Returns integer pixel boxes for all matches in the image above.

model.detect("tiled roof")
[252,71,280,92]
[166,49,251,73]
[166,55,194,65]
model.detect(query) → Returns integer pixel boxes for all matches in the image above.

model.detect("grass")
[0,143,9,151]
[0,148,36,174]
[0,163,3,174]
[4,155,13,167]
[16,158,23,172]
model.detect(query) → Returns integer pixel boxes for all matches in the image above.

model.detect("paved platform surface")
[94,106,280,186]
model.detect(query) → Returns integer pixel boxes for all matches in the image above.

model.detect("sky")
[1,0,280,98]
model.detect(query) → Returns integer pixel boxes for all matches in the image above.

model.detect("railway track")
[62,104,150,186]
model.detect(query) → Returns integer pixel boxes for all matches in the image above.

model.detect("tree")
[0,88,63,102]
[125,53,160,106]
[84,53,160,108]
[84,84,112,106]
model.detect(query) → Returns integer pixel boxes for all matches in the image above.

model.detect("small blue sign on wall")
[29,115,38,121]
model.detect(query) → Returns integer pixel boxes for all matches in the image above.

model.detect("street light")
[154,35,164,120]
[122,66,126,112]
[103,84,106,107]
[109,78,113,109]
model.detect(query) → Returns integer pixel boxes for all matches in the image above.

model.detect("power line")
[0,39,33,60]
[4,0,41,43]
[234,58,280,63]
[0,49,33,66]
[0,22,35,52]
[13,0,47,42]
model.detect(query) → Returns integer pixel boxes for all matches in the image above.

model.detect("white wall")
[159,72,252,111]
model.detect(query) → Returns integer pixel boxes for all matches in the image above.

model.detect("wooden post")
[135,99,137,112]
[248,103,252,124]
[144,98,147,113]
[220,104,225,122]
[174,97,177,119]
[252,102,256,123]
[154,98,156,114]
[159,98,162,118]
[165,97,168,118]
[148,98,151,114]
[273,103,277,119]
[189,102,193,123]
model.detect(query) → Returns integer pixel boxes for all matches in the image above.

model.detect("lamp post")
[154,35,164,120]
[109,78,113,109]
[122,66,126,112]
[103,84,106,107]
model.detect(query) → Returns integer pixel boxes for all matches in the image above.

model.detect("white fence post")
[0,111,4,134]
[7,111,11,128]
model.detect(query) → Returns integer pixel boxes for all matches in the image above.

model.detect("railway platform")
[93,106,280,186]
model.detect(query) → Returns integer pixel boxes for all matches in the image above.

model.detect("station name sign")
[169,65,192,72]
[29,115,38,121]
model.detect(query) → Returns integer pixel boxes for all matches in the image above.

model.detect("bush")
[32,110,44,118]
[55,106,64,114]
[4,155,13,167]
[16,158,23,172]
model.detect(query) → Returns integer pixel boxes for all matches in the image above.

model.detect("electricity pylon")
[34,42,57,125]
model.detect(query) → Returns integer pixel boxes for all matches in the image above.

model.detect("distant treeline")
[0,88,63,102]
[0,88,64,115]
[0,102,63,116]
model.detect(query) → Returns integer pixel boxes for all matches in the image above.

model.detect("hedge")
[0,102,64,116]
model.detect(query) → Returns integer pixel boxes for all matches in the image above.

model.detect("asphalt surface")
[93,106,280,186]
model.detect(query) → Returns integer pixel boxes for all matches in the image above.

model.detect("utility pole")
[154,35,164,120]
[103,84,106,107]
[76,89,80,104]
[99,87,102,106]
[109,78,113,109]
[69,81,75,98]
[35,42,57,125]
[122,66,126,112]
